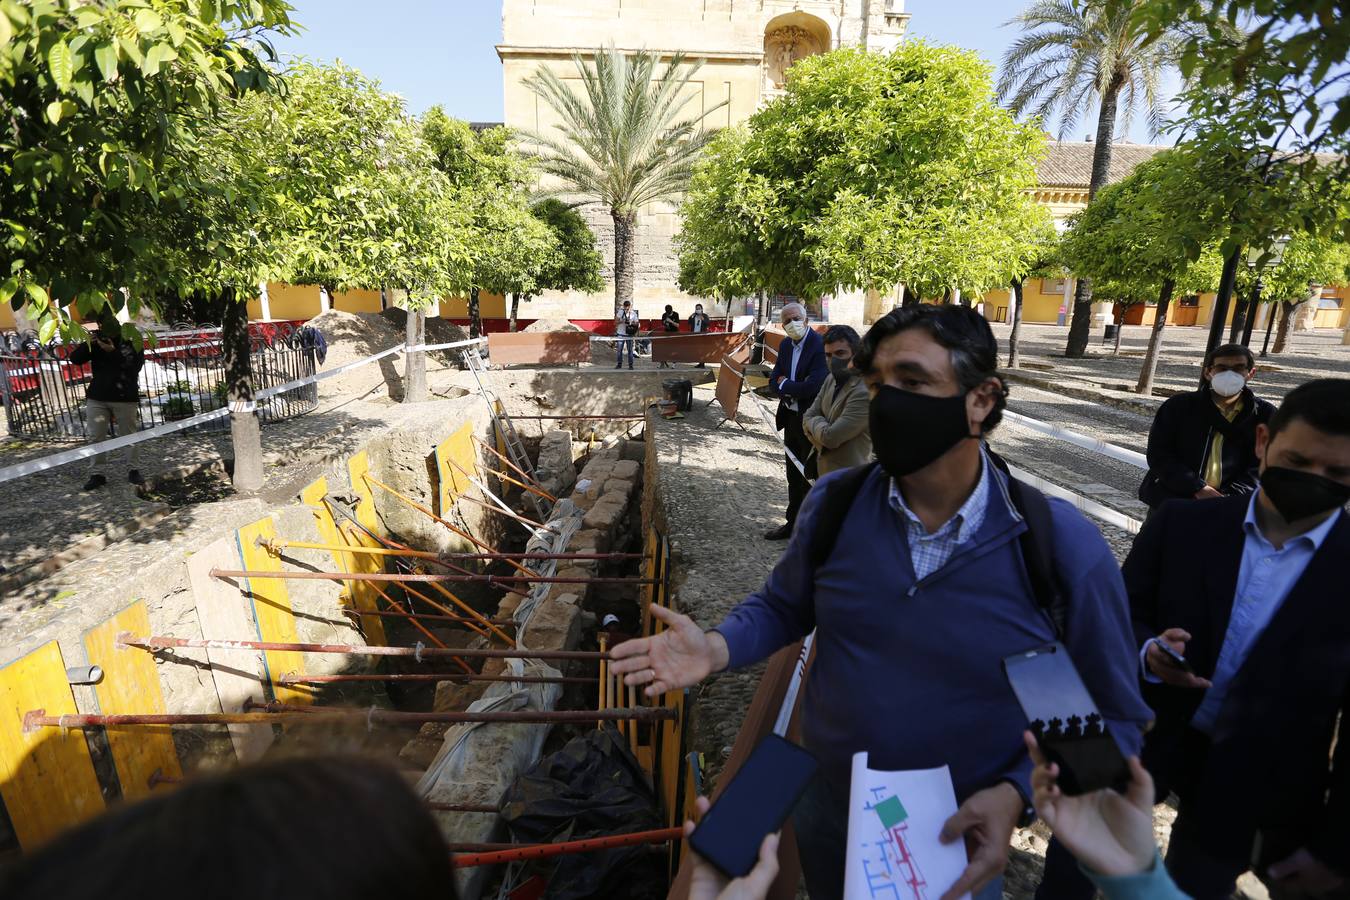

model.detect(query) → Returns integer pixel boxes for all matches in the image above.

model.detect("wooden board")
[83,601,182,801]
[714,345,751,422]
[342,452,387,636]
[434,421,477,516]
[300,476,386,646]
[487,331,592,366]
[188,537,273,763]
[651,332,746,364]
[236,517,310,706]
[0,642,105,848]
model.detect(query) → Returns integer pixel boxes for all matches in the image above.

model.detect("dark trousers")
[781,407,817,525]
[1037,805,1251,900]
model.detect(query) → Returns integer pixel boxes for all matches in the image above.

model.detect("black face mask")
[869,384,975,478]
[1261,466,1350,522]
[829,357,852,385]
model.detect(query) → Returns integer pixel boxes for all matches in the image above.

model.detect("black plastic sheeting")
[501,726,667,899]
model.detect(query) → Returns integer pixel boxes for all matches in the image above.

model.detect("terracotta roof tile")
[1037,140,1168,189]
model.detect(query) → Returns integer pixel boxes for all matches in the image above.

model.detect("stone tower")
[498,1,910,322]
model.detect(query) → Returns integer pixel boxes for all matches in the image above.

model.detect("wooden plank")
[0,642,105,848]
[651,332,745,364]
[714,345,751,422]
[83,601,182,801]
[236,517,310,706]
[188,537,273,763]
[342,452,387,637]
[487,331,591,366]
[300,476,386,646]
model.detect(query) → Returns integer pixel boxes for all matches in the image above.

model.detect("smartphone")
[1152,639,1195,674]
[688,734,818,878]
[1003,643,1131,795]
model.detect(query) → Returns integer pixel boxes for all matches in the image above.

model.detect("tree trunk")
[1008,279,1024,368]
[611,209,637,315]
[509,293,520,332]
[902,285,920,308]
[1113,307,1124,354]
[1136,278,1174,396]
[1065,80,1123,359]
[468,287,482,339]
[221,288,263,492]
[403,305,427,403]
[1273,301,1296,354]
[1228,289,1247,343]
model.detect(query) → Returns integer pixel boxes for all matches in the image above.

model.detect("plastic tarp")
[501,726,667,900]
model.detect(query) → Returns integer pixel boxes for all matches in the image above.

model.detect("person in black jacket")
[764,302,827,539]
[68,315,144,490]
[1038,378,1350,900]
[658,305,680,368]
[1138,343,1274,510]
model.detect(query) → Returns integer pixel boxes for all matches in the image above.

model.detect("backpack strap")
[1004,477,1068,640]
[807,462,879,569]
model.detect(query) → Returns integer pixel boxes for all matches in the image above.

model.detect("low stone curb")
[1002,369,1166,417]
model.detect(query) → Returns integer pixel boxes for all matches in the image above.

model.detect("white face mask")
[784,320,807,341]
[1210,370,1246,398]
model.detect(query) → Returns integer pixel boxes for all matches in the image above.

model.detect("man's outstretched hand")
[609,605,729,698]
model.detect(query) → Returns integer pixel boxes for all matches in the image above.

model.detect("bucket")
[662,378,693,412]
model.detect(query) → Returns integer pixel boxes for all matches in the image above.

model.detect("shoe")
[628,364,634,370]
[128,469,144,486]
[83,473,107,491]
[615,363,622,369]
[763,523,792,540]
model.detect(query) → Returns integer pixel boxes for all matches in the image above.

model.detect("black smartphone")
[688,734,818,879]
[1003,642,1131,795]
[1152,639,1195,674]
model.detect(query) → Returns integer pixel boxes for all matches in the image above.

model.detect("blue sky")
[274,1,1172,144]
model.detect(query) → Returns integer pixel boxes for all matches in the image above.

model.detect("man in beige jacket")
[802,324,872,475]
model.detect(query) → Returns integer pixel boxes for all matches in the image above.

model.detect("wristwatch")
[1002,777,1036,828]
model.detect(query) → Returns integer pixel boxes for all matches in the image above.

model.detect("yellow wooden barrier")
[342,452,390,639]
[83,601,182,800]
[434,421,477,517]
[236,517,310,705]
[299,476,386,646]
[0,642,105,848]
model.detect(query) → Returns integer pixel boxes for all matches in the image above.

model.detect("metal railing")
[0,323,321,441]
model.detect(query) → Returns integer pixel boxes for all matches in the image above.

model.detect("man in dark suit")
[1138,343,1275,511]
[764,302,827,539]
[1040,378,1350,900]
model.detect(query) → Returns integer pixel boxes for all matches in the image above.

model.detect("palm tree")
[999,0,1180,358]
[523,46,723,314]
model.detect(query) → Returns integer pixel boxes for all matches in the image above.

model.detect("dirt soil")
[522,318,583,333]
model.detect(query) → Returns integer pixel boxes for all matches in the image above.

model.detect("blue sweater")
[714,464,1152,802]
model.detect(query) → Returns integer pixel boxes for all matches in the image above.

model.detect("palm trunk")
[403,305,427,403]
[509,293,520,332]
[611,209,637,315]
[468,287,482,339]
[1136,278,1173,396]
[1008,279,1025,368]
[221,288,263,492]
[1065,80,1123,359]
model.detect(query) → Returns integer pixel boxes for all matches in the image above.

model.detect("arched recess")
[763,11,831,91]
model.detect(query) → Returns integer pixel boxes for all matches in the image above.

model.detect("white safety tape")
[1003,411,1147,470]
[745,391,815,484]
[1006,463,1144,534]
[228,400,256,414]
[587,331,737,342]
[404,338,487,353]
[773,630,815,738]
[254,343,406,401]
[0,406,229,484]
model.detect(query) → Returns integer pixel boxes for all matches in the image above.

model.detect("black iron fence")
[0,323,322,441]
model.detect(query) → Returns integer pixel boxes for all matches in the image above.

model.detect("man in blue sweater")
[613,305,1151,900]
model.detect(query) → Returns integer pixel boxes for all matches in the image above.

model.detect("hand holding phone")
[1145,629,1212,689]
[687,734,817,879]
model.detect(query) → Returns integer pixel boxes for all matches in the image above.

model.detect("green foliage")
[1060,147,1230,302]
[1131,0,1350,154]
[165,379,193,395]
[1239,233,1350,304]
[531,200,605,295]
[162,395,195,418]
[0,0,296,335]
[678,43,1046,300]
[999,0,1182,139]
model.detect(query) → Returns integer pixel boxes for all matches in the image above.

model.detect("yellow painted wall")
[266,283,321,321]
[982,278,1071,325]
[439,293,507,319]
[332,289,382,314]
